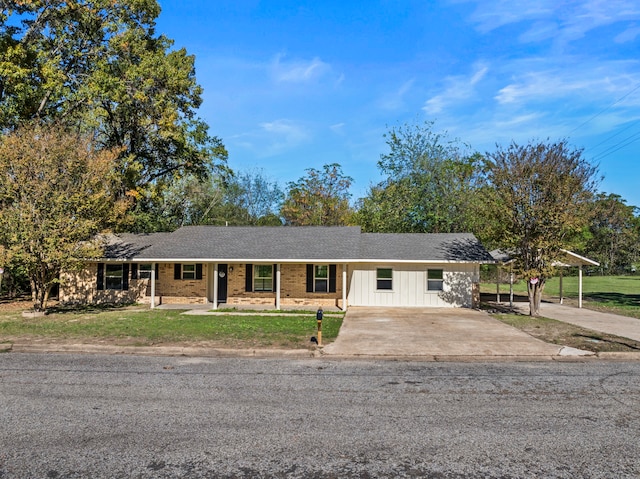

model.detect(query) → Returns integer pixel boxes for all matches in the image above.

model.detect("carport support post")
[578,265,583,309]
[509,265,514,308]
[150,263,156,309]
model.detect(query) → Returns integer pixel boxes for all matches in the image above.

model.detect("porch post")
[150,263,156,309]
[212,263,218,310]
[496,264,501,303]
[276,264,281,310]
[578,265,583,308]
[342,264,347,311]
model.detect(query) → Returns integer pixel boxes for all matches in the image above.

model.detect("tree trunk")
[527,279,545,316]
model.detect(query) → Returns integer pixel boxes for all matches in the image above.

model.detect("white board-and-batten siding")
[348,263,479,308]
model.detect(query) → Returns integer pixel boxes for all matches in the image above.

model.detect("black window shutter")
[174,263,181,280]
[196,263,203,280]
[306,264,314,293]
[155,263,160,280]
[329,264,337,293]
[130,263,138,280]
[97,263,104,290]
[273,264,278,292]
[122,264,130,291]
[245,264,253,292]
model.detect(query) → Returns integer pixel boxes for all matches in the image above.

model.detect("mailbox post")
[316,307,323,346]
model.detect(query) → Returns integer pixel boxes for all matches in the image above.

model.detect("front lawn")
[0,305,343,349]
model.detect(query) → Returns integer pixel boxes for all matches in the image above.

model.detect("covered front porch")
[146,262,350,311]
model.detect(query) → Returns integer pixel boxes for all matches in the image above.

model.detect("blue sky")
[156,0,640,207]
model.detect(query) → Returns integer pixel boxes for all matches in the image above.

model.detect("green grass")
[482,275,640,319]
[0,307,342,348]
[491,311,640,353]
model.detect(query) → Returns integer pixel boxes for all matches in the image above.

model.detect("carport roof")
[109,226,493,263]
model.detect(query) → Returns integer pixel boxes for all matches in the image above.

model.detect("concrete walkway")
[322,306,580,359]
[514,302,640,342]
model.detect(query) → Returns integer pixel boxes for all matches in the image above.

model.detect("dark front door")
[217,264,228,303]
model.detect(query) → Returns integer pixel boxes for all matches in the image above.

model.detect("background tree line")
[1,2,638,313]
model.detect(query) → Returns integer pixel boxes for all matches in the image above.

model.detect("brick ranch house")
[60,226,494,309]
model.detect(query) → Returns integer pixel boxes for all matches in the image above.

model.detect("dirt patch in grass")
[486,305,640,353]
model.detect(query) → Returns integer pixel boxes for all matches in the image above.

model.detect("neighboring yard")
[481,274,640,319]
[0,303,343,349]
[482,275,640,353]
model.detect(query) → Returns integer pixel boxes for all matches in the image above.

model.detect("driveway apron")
[516,302,640,342]
[322,307,563,358]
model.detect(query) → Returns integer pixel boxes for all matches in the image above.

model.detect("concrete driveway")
[516,302,640,342]
[322,307,571,359]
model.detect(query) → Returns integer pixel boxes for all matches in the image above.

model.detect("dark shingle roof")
[111,226,493,263]
[101,233,171,260]
[136,226,362,261]
[360,233,495,262]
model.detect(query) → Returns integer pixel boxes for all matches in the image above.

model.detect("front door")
[217,264,228,303]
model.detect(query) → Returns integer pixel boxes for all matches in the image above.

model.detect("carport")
[490,249,599,308]
[555,249,600,308]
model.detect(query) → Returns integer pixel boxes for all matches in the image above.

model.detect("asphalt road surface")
[1,354,639,478]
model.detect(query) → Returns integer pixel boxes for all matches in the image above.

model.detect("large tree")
[356,121,483,233]
[0,124,128,311]
[483,140,599,316]
[584,193,640,274]
[0,1,227,214]
[281,163,353,226]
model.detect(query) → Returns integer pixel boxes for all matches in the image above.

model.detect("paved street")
[1,354,639,478]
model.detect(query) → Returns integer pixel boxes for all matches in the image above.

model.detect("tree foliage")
[281,163,353,226]
[0,124,128,311]
[356,121,483,233]
[483,140,599,315]
[0,0,227,207]
[141,169,284,231]
[584,193,640,274]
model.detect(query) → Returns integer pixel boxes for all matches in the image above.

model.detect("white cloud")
[615,24,640,43]
[330,122,346,134]
[229,119,311,158]
[423,63,488,114]
[460,0,640,47]
[494,64,639,105]
[271,54,331,83]
[379,79,415,111]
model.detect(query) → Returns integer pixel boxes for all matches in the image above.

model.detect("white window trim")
[376,267,393,291]
[182,263,196,280]
[427,268,444,292]
[314,264,329,293]
[139,263,152,279]
[105,264,124,290]
[254,264,274,292]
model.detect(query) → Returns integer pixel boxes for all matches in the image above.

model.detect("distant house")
[60,226,494,309]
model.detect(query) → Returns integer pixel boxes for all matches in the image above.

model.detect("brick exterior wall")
[60,263,148,305]
[62,262,345,307]
[155,263,207,304]
[225,263,344,308]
